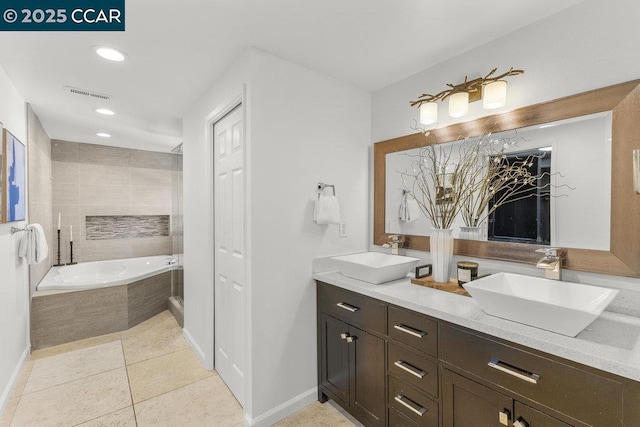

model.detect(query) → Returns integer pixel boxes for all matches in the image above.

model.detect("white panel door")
[214,105,245,405]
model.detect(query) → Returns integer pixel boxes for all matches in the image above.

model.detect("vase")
[459,226,483,241]
[430,228,454,283]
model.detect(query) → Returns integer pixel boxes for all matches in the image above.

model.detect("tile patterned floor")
[0,311,358,427]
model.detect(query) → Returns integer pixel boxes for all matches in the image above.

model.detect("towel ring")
[317,182,336,196]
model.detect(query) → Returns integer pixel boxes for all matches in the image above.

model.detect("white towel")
[18,224,49,265]
[313,194,341,225]
[407,198,422,222]
[399,192,422,223]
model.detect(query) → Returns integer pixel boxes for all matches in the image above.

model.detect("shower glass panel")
[171,143,184,306]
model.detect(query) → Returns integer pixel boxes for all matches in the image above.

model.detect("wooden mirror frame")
[374,80,640,277]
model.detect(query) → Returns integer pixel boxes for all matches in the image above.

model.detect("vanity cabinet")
[318,284,386,426]
[316,281,640,427]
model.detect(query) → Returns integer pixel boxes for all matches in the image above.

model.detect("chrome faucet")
[535,248,563,280]
[382,235,404,255]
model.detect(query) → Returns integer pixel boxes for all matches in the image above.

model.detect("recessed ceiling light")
[95,108,114,115]
[94,46,126,62]
[97,132,111,138]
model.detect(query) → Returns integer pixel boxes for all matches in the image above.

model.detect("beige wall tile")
[80,205,131,217]
[131,236,172,257]
[130,186,172,206]
[79,164,131,186]
[80,185,130,206]
[130,167,172,187]
[53,181,80,205]
[81,239,131,262]
[52,161,79,184]
[74,287,128,339]
[130,205,171,216]
[32,293,76,349]
[130,150,173,170]
[79,143,130,166]
[51,140,80,162]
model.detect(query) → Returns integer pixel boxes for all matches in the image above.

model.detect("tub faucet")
[166,259,177,266]
[382,235,404,255]
[535,248,564,280]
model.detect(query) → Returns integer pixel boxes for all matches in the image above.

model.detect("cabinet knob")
[499,410,510,426]
[513,418,529,427]
[340,333,349,340]
[346,336,357,343]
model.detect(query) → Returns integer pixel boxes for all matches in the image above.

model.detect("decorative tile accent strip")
[86,215,170,240]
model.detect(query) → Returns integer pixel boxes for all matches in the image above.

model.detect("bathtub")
[37,255,177,291]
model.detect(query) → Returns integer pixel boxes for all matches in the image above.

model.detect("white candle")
[70,225,73,242]
[58,212,61,230]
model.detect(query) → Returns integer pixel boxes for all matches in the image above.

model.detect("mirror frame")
[374,80,640,277]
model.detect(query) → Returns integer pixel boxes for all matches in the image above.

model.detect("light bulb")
[483,80,507,109]
[419,102,438,125]
[449,92,469,118]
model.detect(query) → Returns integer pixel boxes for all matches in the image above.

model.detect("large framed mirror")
[374,80,640,277]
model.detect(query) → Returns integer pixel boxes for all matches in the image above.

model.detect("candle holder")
[68,241,77,265]
[53,229,65,267]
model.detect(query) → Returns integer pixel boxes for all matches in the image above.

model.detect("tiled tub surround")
[51,140,174,263]
[32,272,171,349]
[313,260,640,382]
[86,215,170,240]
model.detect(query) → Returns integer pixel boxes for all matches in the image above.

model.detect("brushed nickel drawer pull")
[394,394,427,416]
[394,360,427,378]
[336,302,359,312]
[394,323,427,338]
[488,358,540,384]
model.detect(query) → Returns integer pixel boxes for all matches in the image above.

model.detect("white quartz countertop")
[314,270,640,382]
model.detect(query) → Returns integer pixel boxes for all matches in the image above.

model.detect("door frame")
[204,87,252,414]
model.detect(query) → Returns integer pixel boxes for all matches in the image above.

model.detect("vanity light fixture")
[95,108,114,115]
[94,46,127,62]
[411,67,524,126]
[97,132,111,138]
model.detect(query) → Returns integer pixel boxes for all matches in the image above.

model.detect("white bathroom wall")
[183,52,251,368]
[182,48,370,425]
[247,50,370,424]
[0,65,30,413]
[372,0,640,143]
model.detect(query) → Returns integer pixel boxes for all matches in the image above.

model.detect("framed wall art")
[3,128,26,222]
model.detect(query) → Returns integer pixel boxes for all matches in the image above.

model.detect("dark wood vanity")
[317,281,640,427]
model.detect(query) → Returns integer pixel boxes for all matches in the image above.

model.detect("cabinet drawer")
[441,324,623,427]
[318,282,386,335]
[388,306,438,357]
[388,342,438,398]
[389,407,419,427]
[388,376,439,427]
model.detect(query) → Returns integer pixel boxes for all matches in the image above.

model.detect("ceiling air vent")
[63,85,111,101]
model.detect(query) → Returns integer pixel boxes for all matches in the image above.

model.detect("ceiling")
[0,0,584,152]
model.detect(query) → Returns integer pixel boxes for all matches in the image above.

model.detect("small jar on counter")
[457,261,478,286]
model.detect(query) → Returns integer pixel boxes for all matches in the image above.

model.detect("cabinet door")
[442,369,513,427]
[320,314,350,405]
[350,325,386,427]
[514,402,572,427]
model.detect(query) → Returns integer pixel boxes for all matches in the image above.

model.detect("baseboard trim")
[0,345,30,415]
[182,327,209,370]
[244,387,318,427]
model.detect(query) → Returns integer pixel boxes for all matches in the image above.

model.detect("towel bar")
[11,227,26,234]
[317,182,336,195]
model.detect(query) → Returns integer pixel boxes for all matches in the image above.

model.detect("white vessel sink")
[463,273,619,337]
[331,252,420,285]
